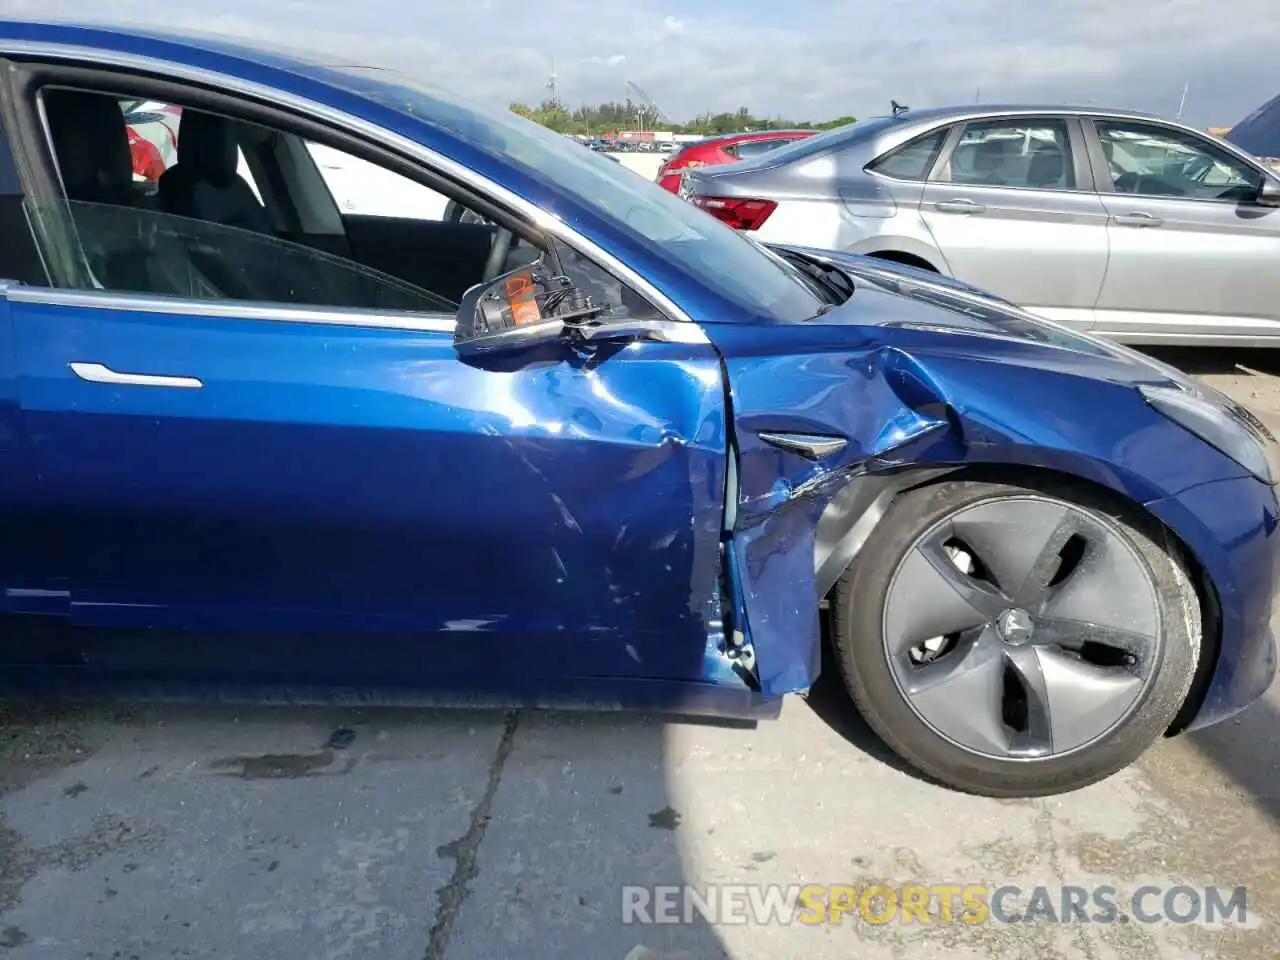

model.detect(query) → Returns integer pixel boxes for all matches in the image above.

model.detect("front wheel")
[829,477,1201,797]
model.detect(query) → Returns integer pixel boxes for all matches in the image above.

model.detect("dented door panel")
[5,296,736,696]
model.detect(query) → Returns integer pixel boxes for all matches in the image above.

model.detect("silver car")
[681,105,1280,346]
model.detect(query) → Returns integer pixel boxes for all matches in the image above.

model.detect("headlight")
[1139,383,1280,485]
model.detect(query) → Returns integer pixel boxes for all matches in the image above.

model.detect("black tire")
[829,476,1201,797]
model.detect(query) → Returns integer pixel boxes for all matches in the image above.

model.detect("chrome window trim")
[0,40,697,326]
[6,285,459,333]
[4,285,711,344]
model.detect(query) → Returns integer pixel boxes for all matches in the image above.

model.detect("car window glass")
[727,115,901,167]
[734,139,789,160]
[553,239,663,321]
[1095,121,1261,201]
[121,100,261,201]
[868,128,948,181]
[327,66,825,322]
[306,141,451,219]
[35,198,456,313]
[36,86,546,314]
[945,119,1075,190]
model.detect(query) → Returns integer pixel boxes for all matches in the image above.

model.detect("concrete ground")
[610,153,667,179]
[2,347,1279,960]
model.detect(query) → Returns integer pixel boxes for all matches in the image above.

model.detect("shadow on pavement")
[0,699,733,960]
[1187,691,1280,822]
[801,618,932,785]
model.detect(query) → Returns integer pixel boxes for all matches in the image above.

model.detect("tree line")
[509,99,856,136]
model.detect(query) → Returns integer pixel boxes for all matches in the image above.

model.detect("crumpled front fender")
[718,335,957,697]
[704,314,1241,701]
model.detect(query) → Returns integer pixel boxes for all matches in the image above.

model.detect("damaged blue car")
[0,19,1275,796]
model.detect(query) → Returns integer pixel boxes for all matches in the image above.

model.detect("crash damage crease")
[724,345,959,697]
[424,339,737,704]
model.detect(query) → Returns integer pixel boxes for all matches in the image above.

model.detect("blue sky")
[8,0,1279,127]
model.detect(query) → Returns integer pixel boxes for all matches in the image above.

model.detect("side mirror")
[1257,177,1280,207]
[453,265,566,357]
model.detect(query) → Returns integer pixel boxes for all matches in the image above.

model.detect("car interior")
[36,86,544,312]
[1096,126,1259,201]
[950,129,1073,190]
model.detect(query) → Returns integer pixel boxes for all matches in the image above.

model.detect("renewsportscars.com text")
[622,883,1247,926]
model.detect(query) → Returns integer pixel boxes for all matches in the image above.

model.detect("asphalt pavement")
[1,348,1278,960]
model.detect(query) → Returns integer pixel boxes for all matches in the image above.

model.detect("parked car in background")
[1226,92,1280,172]
[656,129,816,193]
[126,123,165,183]
[0,20,1277,798]
[681,105,1280,346]
[123,99,180,183]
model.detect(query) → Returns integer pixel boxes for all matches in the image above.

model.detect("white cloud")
[5,0,1279,125]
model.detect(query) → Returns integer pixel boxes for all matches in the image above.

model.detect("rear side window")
[943,119,1076,190]
[867,129,948,181]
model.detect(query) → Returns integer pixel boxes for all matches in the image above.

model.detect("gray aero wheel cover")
[881,494,1162,761]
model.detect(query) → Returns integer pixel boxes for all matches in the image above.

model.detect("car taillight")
[693,196,777,230]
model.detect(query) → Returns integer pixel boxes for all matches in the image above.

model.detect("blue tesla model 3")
[0,19,1273,796]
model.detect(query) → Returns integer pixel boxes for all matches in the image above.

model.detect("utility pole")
[1176,81,1189,120]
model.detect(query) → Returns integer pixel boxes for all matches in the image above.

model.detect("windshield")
[323,66,825,322]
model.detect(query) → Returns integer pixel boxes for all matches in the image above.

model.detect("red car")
[656,130,816,193]
[126,125,166,182]
[123,100,182,183]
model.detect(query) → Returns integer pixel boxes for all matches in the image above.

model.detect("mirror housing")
[453,265,567,357]
[1258,176,1280,207]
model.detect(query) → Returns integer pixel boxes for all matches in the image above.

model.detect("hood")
[768,244,1199,390]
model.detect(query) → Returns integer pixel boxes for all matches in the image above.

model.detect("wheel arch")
[846,235,949,274]
[867,250,939,272]
[815,461,1222,735]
